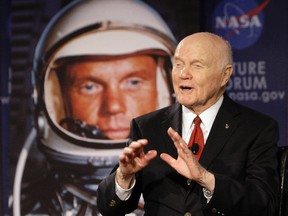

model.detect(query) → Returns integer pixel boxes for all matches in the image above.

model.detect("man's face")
[62,55,158,140]
[171,35,231,114]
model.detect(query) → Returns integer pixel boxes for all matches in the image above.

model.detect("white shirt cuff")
[115,178,136,201]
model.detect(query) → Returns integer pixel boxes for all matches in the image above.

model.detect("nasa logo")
[212,0,269,50]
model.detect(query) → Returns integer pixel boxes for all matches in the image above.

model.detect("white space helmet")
[33,0,176,167]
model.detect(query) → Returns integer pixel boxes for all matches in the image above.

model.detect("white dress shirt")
[182,95,223,145]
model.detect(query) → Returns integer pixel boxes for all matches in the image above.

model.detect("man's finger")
[167,127,187,148]
[145,150,157,160]
[160,153,176,167]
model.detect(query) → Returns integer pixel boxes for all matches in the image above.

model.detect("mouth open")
[180,85,193,91]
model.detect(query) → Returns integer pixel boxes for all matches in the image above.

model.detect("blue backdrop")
[200,0,288,147]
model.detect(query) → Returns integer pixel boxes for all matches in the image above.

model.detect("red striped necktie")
[188,116,204,160]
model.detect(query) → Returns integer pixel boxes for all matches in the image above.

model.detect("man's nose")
[179,66,191,79]
[101,87,125,115]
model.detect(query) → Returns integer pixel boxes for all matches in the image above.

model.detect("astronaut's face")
[61,55,158,140]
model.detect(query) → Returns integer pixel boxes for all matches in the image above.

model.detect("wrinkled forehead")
[174,34,227,63]
[174,40,215,63]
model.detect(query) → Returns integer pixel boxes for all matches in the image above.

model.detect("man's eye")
[173,62,183,69]
[130,79,141,85]
[192,63,203,69]
[83,84,94,90]
[78,82,102,94]
[121,77,144,90]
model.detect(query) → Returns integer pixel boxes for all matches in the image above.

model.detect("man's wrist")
[115,168,135,189]
[199,169,215,192]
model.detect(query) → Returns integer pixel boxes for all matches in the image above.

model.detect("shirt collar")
[182,96,224,134]
[199,96,223,133]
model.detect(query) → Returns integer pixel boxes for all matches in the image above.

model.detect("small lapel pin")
[225,123,229,129]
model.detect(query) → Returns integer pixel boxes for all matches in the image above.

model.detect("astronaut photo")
[11,0,176,215]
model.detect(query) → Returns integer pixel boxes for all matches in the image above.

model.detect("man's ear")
[221,64,233,86]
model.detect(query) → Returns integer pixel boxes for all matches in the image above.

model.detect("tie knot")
[193,116,201,125]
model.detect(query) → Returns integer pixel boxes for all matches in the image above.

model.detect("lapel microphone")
[191,143,199,154]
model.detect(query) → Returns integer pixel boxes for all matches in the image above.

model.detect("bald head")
[175,32,233,69]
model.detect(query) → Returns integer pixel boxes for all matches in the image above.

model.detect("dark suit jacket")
[97,95,279,216]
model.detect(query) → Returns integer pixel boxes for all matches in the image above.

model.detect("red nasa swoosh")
[245,0,270,17]
[225,0,270,38]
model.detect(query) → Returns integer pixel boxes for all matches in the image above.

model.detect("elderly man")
[97,32,279,216]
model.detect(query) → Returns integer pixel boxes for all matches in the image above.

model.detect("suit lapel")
[199,96,241,168]
[164,102,182,135]
[160,103,182,157]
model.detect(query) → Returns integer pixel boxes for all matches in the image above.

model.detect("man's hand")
[160,127,215,192]
[116,139,157,189]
